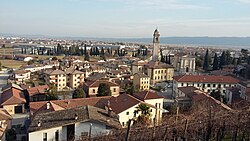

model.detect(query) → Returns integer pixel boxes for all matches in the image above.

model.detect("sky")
[1,0,250,38]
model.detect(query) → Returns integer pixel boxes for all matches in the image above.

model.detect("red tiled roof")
[133,90,164,101]
[85,80,119,87]
[0,108,12,120]
[29,96,111,114]
[0,88,26,106]
[146,61,174,69]
[109,94,141,114]
[27,85,49,96]
[173,75,239,84]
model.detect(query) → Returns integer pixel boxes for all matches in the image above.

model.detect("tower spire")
[152,28,160,61]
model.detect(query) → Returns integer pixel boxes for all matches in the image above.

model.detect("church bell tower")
[152,28,160,61]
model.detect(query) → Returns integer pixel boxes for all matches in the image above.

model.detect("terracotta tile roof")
[29,96,111,115]
[0,88,26,106]
[27,85,49,96]
[173,75,239,84]
[0,108,12,120]
[133,90,164,101]
[146,61,174,69]
[134,73,149,78]
[109,94,141,114]
[28,106,121,132]
[109,94,156,114]
[178,86,199,95]
[85,80,119,88]
[14,70,30,74]
[44,69,65,75]
[132,61,148,66]
[1,83,23,92]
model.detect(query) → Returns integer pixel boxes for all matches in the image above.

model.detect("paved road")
[0,70,10,93]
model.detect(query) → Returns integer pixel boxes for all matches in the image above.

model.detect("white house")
[173,75,239,96]
[28,106,121,141]
[108,91,164,127]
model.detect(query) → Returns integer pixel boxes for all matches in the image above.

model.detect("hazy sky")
[1,0,250,38]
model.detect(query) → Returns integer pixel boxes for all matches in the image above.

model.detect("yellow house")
[66,69,85,89]
[83,80,120,97]
[44,70,67,91]
[146,61,174,84]
[133,73,150,91]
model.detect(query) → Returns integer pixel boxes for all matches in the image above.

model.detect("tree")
[84,52,90,61]
[219,51,226,69]
[97,83,111,96]
[203,49,209,72]
[212,53,219,70]
[237,57,241,65]
[52,56,58,61]
[84,44,87,55]
[135,103,152,124]
[46,83,58,100]
[72,87,86,98]
[210,90,221,101]
[225,50,232,65]
[160,49,165,63]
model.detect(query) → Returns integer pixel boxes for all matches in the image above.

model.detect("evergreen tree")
[203,49,209,72]
[160,49,165,63]
[219,51,226,69]
[165,55,168,64]
[137,49,140,57]
[225,50,232,65]
[237,57,241,65]
[97,83,111,96]
[72,87,86,98]
[168,54,171,64]
[101,47,105,56]
[212,53,219,70]
[90,47,93,56]
[45,83,58,100]
[84,44,87,55]
[145,48,148,56]
[80,48,84,56]
[85,52,90,61]
[232,58,236,65]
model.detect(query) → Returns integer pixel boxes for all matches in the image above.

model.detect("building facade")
[133,73,150,91]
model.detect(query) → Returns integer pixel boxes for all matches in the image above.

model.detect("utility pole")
[125,119,132,141]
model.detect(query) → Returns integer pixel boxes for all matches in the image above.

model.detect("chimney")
[75,113,78,120]
[46,102,50,110]
[107,101,112,117]
[38,121,41,127]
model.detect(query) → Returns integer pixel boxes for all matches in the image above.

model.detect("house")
[13,70,31,84]
[133,73,150,91]
[237,81,250,101]
[108,91,164,127]
[65,68,85,89]
[173,75,239,96]
[44,69,67,91]
[28,106,121,141]
[146,61,174,84]
[29,96,111,115]
[83,80,120,97]
[172,54,196,74]
[132,60,174,84]
[0,109,12,141]
[0,85,26,115]
[26,85,49,102]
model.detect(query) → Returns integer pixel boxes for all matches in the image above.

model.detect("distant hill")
[1,33,250,48]
[102,37,250,48]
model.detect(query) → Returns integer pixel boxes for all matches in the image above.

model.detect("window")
[207,84,211,87]
[55,130,59,141]
[181,83,184,86]
[203,84,205,88]
[93,89,95,93]
[126,112,129,115]
[213,84,216,87]
[59,79,61,82]
[187,83,189,86]
[114,88,116,92]
[122,122,125,127]
[43,133,47,141]
[218,84,221,88]
[161,70,163,73]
